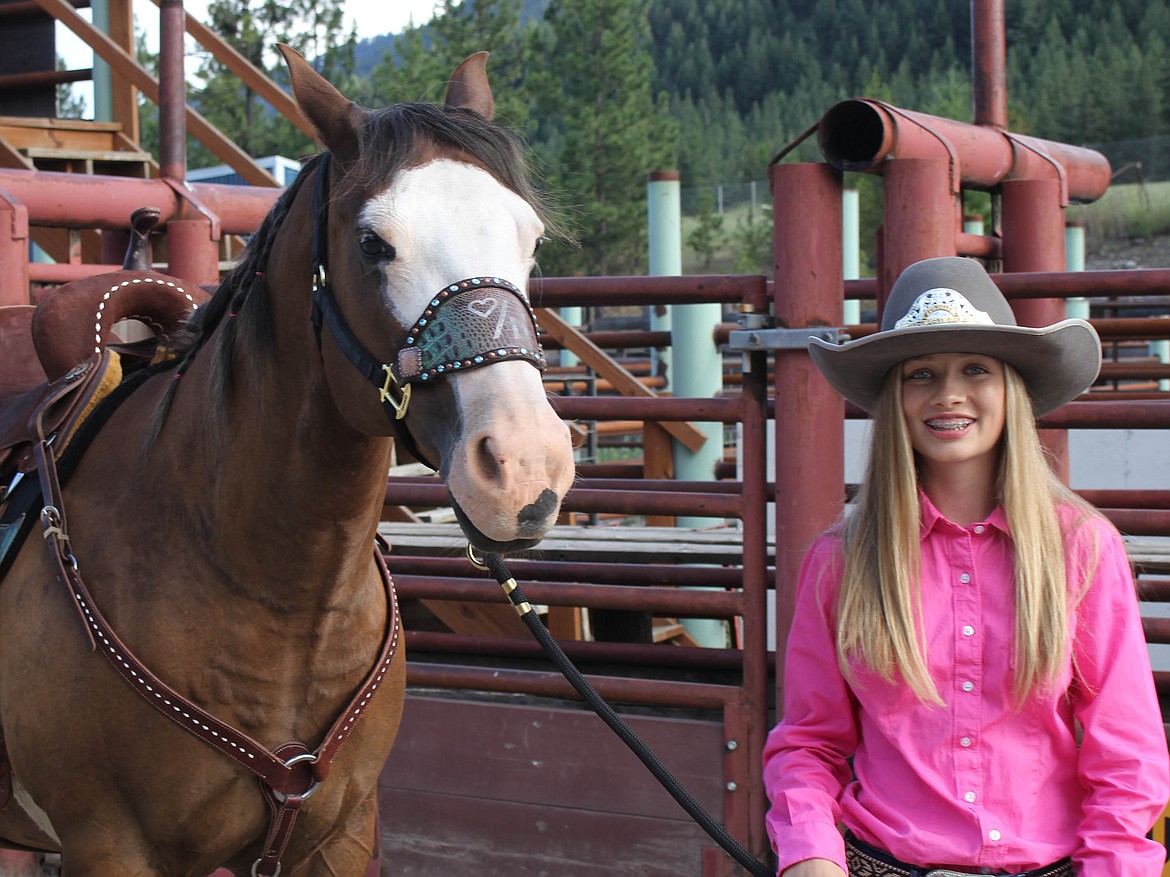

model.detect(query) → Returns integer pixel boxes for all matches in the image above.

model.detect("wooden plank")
[376,788,719,877]
[379,522,764,565]
[381,695,724,817]
[535,307,708,453]
[377,695,729,876]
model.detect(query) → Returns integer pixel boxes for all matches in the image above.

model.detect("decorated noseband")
[308,153,545,447]
[396,276,545,385]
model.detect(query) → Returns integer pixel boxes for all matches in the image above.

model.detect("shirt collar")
[918,487,1010,537]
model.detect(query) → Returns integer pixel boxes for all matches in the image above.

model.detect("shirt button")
[964,791,976,803]
[959,573,971,584]
[973,525,985,534]
[962,681,974,692]
[989,829,1002,841]
[960,736,972,747]
[963,625,975,636]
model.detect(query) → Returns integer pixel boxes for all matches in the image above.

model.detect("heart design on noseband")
[467,297,499,319]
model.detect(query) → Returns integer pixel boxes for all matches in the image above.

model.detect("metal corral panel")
[378,692,728,876]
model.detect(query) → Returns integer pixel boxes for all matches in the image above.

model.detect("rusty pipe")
[158,0,187,182]
[0,170,277,235]
[972,0,1008,129]
[816,99,1110,203]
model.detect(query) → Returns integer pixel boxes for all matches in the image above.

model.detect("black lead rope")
[475,551,773,877]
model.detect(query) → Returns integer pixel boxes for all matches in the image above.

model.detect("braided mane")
[147,101,548,443]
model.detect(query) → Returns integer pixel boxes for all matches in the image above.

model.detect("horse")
[0,45,574,876]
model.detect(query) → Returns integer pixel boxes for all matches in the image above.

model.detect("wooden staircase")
[0,115,155,267]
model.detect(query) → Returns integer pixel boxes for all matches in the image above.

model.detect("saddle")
[0,210,208,573]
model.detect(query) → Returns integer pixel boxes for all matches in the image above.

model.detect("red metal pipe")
[383,482,744,519]
[816,99,1110,201]
[1038,401,1170,429]
[28,262,123,283]
[1099,509,1170,536]
[771,162,845,717]
[738,345,772,853]
[158,0,187,182]
[531,274,767,308]
[1078,490,1170,509]
[394,575,745,617]
[0,170,276,235]
[405,630,749,673]
[385,555,755,590]
[549,395,743,423]
[1139,580,1170,602]
[0,186,30,306]
[971,0,1008,129]
[165,218,220,286]
[880,157,958,298]
[1145,617,1170,645]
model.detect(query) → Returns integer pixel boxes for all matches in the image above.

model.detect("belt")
[844,832,1075,877]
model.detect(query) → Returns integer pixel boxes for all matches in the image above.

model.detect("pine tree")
[364,0,530,125]
[190,0,355,165]
[528,0,677,276]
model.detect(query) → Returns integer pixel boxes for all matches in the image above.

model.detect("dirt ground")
[1086,234,1170,270]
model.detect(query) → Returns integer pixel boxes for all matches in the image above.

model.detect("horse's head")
[278,46,574,554]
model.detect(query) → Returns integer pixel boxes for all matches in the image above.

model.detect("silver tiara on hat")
[894,288,994,329]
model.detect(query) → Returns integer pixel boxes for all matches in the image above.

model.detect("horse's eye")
[358,231,396,261]
[533,236,545,256]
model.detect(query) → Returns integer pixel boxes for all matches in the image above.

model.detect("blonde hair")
[836,364,1098,705]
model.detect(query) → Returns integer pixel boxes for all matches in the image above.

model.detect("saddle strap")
[31,433,401,872]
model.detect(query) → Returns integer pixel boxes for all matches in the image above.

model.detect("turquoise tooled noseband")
[394,276,546,385]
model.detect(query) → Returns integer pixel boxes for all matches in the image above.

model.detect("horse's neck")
[164,289,393,605]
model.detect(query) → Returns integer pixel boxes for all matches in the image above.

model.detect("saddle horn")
[123,206,161,271]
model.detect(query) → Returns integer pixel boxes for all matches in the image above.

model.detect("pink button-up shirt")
[763,496,1169,875]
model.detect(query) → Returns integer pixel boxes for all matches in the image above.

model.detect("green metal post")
[1065,222,1090,320]
[842,188,860,324]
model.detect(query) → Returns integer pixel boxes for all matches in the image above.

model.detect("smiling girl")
[763,257,1169,877]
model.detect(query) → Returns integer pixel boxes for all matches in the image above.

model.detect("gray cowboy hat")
[807,256,1102,415]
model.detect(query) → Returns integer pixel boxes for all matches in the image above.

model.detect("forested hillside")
[183,0,1170,274]
[647,0,1170,186]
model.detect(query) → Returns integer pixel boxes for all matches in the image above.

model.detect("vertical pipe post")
[158,0,187,183]
[91,0,112,122]
[842,188,860,325]
[739,324,771,858]
[1065,222,1090,319]
[971,0,1008,130]
[654,171,724,645]
[1001,178,1070,479]
[159,0,217,285]
[879,158,957,308]
[771,163,844,714]
[648,171,679,381]
[0,187,30,306]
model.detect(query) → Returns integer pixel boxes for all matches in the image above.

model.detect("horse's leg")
[289,791,380,877]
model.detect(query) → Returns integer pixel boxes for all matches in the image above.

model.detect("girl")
[763,256,1169,876]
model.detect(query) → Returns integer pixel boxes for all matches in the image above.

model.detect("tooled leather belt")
[845,831,1075,877]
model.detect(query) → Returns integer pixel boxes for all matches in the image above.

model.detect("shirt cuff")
[772,821,847,874]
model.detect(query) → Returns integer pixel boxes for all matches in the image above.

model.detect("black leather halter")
[307,154,546,467]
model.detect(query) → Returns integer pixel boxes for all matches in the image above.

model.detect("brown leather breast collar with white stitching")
[31,420,400,877]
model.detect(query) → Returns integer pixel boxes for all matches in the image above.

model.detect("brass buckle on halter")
[379,365,411,420]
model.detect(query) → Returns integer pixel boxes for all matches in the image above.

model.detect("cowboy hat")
[807,256,1101,415]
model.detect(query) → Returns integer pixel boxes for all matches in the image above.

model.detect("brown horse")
[0,47,573,876]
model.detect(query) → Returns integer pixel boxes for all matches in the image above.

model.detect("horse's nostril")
[475,436,503,483]
[516,488,558,536]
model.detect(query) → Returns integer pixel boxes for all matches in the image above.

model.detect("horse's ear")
[277,43,360,164]
[444,52,495,120]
